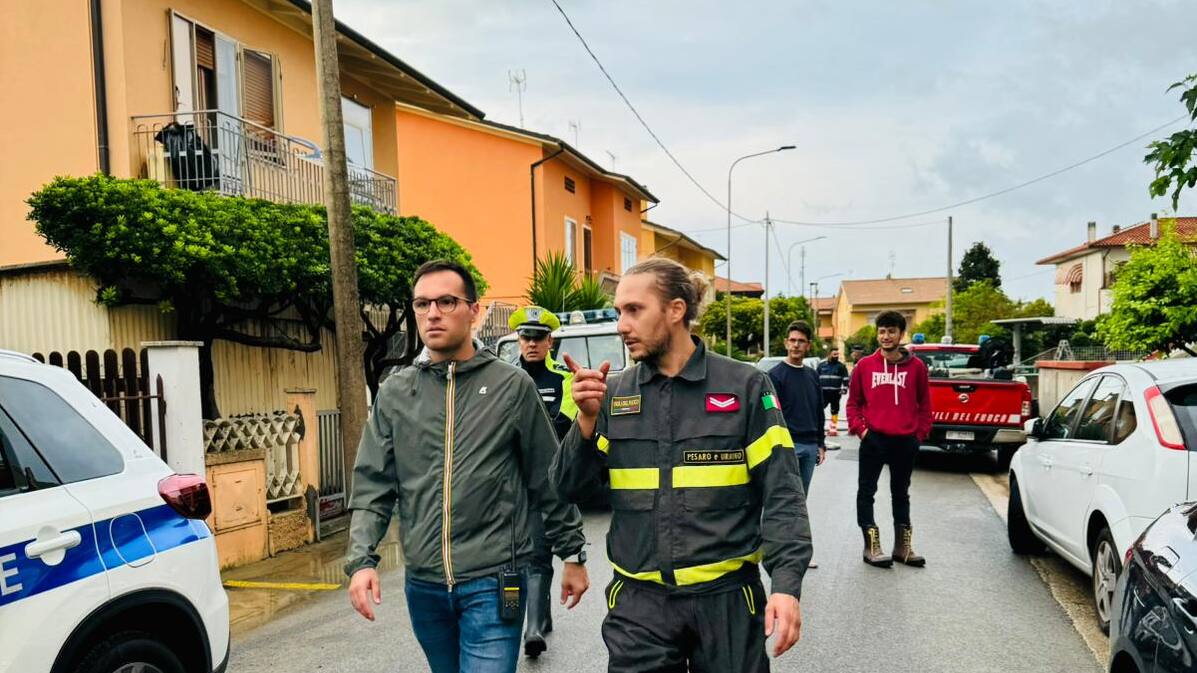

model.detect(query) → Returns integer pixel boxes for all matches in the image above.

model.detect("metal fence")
[1020,342,1150,365]
[317,409,346,524]
[131,110,397,213]
[476,301,518,350]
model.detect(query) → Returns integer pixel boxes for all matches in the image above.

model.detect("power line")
[548,0,1189,229]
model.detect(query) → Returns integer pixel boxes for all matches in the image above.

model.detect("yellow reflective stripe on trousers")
[607,580,625,609]
[609,467,659,490]
[596,434,610,454]
[611,550,763,587]
[746,425,795,469]
[671,464,750,488]
[674,550,764,586]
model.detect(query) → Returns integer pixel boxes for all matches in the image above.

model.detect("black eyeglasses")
[412,295,474,315]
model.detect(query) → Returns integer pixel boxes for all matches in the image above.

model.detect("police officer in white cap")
[508,305,585,657]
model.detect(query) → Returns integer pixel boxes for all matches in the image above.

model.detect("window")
[1043,377,1098,440]
[242,49,277,130]
[170,15,250,123]
[1074,376,1124,442]
[583,227,594,273]
[564,176,576,193]
[624,197,633,211]
[342,97,374,169]
[620,233,638,273]
[0,377,123,483]
[0,444,15,496]
[0,410,56,493]
[552,335,627,372]
[565,218,578,264]
[1113,392,1138,444]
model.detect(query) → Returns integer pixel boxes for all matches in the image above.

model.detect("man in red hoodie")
[846,310,932,569]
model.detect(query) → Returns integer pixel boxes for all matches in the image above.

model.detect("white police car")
[495,308,630,372]
[0,350,228,673]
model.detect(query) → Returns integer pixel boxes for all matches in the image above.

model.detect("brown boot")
[862,526,893,568]
[893,525,926,567]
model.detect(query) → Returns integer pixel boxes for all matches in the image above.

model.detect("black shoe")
[523,571,552,657]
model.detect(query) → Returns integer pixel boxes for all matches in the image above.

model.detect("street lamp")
[726,145,795,356]
[785,236,826,296]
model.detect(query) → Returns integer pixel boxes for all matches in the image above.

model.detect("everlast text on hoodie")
[846,347,933,441]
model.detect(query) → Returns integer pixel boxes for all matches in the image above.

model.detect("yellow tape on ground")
[223,580,342,591]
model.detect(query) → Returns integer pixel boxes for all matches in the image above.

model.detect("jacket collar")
[415,338,494,373]
[636,335,708,384]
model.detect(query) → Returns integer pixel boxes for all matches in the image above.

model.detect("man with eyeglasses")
[506,305,580,657]
[768,321,825,569]
[345,260,589,673]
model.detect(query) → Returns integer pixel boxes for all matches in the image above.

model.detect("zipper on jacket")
[442,362,457,591]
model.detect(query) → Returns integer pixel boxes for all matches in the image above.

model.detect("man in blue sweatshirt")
[769,321,826,569]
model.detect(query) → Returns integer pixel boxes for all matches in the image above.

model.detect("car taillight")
[1145,386,1186,450]
[1020,388,1033,420]
[159,474,212,520]
[1125,545,1133,566]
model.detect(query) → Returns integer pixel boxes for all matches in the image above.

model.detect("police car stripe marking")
[0,504,210,608]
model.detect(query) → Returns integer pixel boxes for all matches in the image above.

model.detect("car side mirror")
[1028,417,1044,439]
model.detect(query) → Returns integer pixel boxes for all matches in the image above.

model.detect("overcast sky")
[336,0,1196,302]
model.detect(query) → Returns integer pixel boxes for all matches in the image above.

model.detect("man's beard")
[631,330,670,365]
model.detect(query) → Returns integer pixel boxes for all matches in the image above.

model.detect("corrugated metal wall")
[0,267,340,414]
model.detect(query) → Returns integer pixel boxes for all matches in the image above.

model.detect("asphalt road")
[227,436,1103,673]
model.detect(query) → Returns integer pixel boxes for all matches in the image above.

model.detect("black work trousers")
[856,431,919,529]
[602,577,769,673]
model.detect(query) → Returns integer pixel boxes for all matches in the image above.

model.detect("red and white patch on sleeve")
[705,393,740,413]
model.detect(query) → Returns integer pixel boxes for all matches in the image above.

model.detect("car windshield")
[554,335,627,371]
[913,350,984,379]
[496,340,519,364]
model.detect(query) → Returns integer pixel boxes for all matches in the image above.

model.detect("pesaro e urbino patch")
[610,395,642,416]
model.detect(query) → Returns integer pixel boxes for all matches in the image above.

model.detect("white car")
[0,350,229,673]
[1007,359,1197,634]
[495,309,630,372]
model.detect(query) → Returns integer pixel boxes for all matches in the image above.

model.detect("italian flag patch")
[761,393,778,410]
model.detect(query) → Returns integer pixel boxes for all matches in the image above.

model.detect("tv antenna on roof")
[568,120,581,147]
[508,69,527,127]
[605,150,617,170]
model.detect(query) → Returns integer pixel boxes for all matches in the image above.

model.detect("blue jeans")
[405,574,525,673]
[795,442,819,495]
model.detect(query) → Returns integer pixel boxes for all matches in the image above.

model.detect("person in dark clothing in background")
[770,321,826,570]
[846,310,932,570]
[816,348,850,438]
[508,305,581,657]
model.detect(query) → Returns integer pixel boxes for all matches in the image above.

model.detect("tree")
[1146,74,1197,210]
[698,294,812,359]
[1097,226,1197,356]
[843,325,878,358]
[911,281,1069,356]
[954,242,1002,292]
[525,251,610,312]
[28,175,485,417]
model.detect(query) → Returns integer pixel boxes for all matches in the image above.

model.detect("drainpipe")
[90,0,111,175]
[529,148,565,277]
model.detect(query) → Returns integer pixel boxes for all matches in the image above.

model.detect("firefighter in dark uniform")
[509,305,582,657]
[553,258,812,672]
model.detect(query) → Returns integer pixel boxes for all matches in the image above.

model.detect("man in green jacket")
[346,260,589,673]
[507,305,579,657]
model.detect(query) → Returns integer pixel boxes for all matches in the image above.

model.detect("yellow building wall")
[3,0,401,269]
[0,0,99,267]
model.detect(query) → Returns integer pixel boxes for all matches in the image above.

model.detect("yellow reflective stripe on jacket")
[611,550,764,587]
[674,550,764,586]
[546,354,579,420]
[596,434,610,454]
[610,560,664,583]
[746,425,795,469]
[671,464,750,488]
[609,467,659,490]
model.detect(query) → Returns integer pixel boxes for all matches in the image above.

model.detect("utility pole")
[312,0,368,482]
[763,213,771,357]
[800,246,806,300]
[509,70,527,127]
[945,216,954,342]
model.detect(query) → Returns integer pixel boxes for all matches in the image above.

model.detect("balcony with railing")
[131,110,397,214]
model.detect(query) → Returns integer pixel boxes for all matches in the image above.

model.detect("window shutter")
[242,50,276,129]
[195,28,215,71]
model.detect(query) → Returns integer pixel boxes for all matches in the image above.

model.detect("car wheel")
[73,630,186,673]
[1007,475,1045,555]
[1092,527,1122,635]
[997,445,1017,469]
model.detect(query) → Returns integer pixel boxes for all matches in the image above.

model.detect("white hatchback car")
[0,350,228,673]
[1007,359,1197,634]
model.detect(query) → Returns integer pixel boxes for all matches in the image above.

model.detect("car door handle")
[25,530,82,560]
[1080,464,1094,477]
